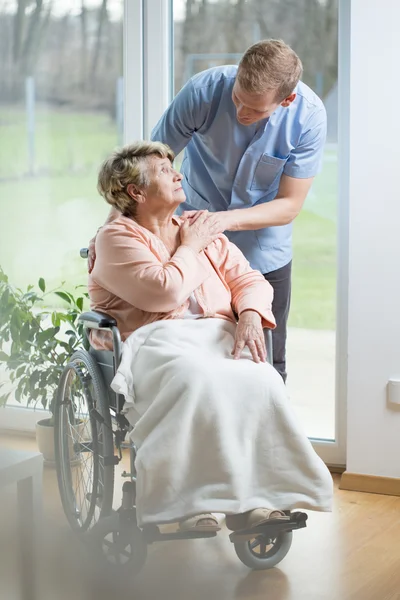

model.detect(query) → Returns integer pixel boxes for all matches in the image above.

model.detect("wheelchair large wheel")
[234,531,293,570]
[55,349,115,532]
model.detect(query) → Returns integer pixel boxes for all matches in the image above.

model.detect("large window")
[173,0,338,440]
[0,0,123,409]
[0,0,123,291]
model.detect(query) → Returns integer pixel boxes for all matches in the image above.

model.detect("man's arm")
[151,78,208,154]
[225,174,313,231]
[192,106,327,233]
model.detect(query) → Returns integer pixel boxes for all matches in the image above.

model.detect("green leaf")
[20,321,31,343]
[58,341,71,351]
[51,312,61,327]
[1,288,10,307]
[38,278,45,292]
[37,326,60,345]
[15,385,23,403]
[0,392,11,407]
[29,370,40,388]
[0,351,9,362]
[54,291,72,304]
[11,308,23,327]
[22,291,40,303]
[15,365,26,378]
[31,387,40,401]
[76,297,84,311]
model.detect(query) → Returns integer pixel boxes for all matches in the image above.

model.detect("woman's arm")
[209,236,276,329]
[88,207,121,273]
[93,224,210,313]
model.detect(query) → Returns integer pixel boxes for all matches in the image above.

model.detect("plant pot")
[36,417,86,467]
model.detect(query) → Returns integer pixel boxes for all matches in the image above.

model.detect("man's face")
[232,81,295,126]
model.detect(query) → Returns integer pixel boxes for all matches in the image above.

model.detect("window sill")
[0,405,51,435]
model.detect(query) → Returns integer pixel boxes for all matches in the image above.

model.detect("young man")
[150,39,327,382]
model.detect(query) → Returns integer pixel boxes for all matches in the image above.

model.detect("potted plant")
[0,266,89,464]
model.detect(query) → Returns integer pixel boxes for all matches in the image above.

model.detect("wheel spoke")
[57,362,100,530]
[55,353,114,534]
[250,538,261,550]
[260,541,267,555]
[103,537,132,561]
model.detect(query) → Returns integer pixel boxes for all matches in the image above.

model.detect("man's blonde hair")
[237,39,303,101]
[97,141,175,216]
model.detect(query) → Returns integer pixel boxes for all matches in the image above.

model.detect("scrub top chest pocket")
[250,154,288,191]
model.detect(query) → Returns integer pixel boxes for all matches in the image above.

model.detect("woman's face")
[144,155,185,209]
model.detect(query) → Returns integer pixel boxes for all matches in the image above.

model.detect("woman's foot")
[179,513,221,533]
[226,508,289,532]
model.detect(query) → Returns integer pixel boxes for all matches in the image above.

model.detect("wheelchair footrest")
[229,511,308,543]
[142,525,218,544]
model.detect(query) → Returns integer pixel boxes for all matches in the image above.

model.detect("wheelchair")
[53,249,308,573]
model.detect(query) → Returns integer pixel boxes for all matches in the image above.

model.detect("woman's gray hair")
[97,141,175,217]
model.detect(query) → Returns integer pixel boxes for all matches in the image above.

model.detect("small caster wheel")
[90,511,147,574]
[234,531,293,570]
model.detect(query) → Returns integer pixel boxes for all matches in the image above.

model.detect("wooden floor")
[1,433,400,600]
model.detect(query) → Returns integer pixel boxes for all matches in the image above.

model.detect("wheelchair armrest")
[79,311,117,329]
[264,328,273,366]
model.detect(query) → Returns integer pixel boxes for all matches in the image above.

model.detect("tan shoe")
[226,508,289,532]
[179,513,221,533]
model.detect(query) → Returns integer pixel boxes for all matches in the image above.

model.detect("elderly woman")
[89,141,333,533]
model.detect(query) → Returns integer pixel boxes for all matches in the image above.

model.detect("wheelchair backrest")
[89,347,119,410]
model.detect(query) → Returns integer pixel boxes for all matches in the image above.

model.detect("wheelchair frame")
[74,310,306,568]
[53,248,307,571]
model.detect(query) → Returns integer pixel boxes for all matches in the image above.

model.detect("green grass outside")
[0,105,120,178]
[0,106,337,330]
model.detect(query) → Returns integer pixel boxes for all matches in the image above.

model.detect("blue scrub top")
[151,65,327,274]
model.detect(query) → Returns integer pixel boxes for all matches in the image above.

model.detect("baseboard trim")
[340,471,400,496]
[327,464,346,475]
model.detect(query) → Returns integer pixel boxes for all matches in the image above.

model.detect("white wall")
[346,0,400,477]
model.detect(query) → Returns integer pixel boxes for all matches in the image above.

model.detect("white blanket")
[111,318,333,526]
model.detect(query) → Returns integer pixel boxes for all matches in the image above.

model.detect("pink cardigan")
[89,215,276,350]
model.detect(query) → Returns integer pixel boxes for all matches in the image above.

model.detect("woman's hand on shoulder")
[179,210,221,253]
[181,209,237,233]
[232,310,267,363]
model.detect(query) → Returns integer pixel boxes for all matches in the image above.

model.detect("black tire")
[234,531,293,570]
[54,349,115,532]
[90,512,147,574]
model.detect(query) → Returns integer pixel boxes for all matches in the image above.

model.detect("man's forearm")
[225,174,312,231]
[229,196,301,232]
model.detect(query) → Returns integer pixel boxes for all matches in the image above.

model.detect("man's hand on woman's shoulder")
[181,209,238,233]
[179,211,221,253]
